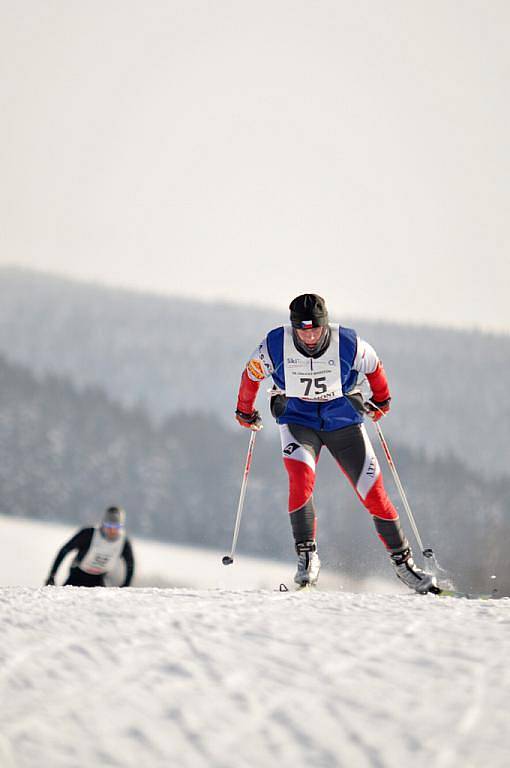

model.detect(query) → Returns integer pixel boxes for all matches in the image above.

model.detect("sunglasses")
[102,523,124,530]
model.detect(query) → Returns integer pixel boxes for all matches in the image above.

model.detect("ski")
[276,582,316,592]
[437,589,500,600]
[277,584,502,599]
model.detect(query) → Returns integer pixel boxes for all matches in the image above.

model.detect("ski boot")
[390,547,439,594]
[294,540,321,588]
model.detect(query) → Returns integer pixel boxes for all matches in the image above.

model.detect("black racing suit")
[47,527,135,587]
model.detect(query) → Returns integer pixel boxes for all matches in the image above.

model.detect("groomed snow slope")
[1,516,509,767]
[0,586,509,768]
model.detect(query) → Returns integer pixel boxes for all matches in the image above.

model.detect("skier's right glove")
[235,408,263,431]
[366,398,391,421]
[45,575,55,586]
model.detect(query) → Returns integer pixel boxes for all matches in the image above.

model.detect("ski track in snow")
[0,588,509,768]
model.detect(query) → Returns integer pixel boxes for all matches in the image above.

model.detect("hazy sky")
[1,1,509,332]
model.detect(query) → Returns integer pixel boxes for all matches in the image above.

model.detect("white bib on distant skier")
[283,324,343,401]
[78,528,125,575]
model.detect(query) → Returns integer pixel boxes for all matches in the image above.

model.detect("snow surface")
[1,517,509,767]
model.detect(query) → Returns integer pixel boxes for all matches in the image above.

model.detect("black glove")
[366,398,391,422]
[235,408,262,430]
[45,575,55,586]
[270,390,288,419]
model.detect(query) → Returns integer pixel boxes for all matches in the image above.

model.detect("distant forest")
[0,268,509,483]
[0,353,508,595]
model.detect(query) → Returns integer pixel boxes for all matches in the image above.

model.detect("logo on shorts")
[283,442,300,456]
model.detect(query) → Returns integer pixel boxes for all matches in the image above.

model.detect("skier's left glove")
[366,398,391,421]
[235,408,263,431]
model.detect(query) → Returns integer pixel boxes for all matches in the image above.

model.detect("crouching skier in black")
[45,506,134,587]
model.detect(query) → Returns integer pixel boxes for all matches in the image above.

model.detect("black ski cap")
[103,506,126,526]
[289,294,329,328]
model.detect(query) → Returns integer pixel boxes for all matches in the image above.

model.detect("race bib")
[283,325,343,401]
[78,528,125,574]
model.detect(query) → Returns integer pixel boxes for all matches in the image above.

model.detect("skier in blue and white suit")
[235,293,438,593]
[257,322,361,431]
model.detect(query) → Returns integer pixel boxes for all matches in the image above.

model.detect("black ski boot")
[390,547,439,594]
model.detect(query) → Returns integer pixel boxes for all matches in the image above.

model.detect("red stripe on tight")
[335,462,398,520]
[236,369,261,414]
[363,474,398,520]
[283,458,316,513]
[366,362,390,403]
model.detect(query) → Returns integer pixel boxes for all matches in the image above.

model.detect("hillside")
[2,514,363,592]
[0,267,509,479]
[0,353,509,595]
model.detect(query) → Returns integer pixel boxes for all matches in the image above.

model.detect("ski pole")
[368,404,434,560]
[222,429,257,565]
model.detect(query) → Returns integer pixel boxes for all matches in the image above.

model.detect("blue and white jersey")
[246,325,380,431]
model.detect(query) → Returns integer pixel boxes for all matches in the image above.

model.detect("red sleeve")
[236,369,261,413]
[366,362,390,402]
